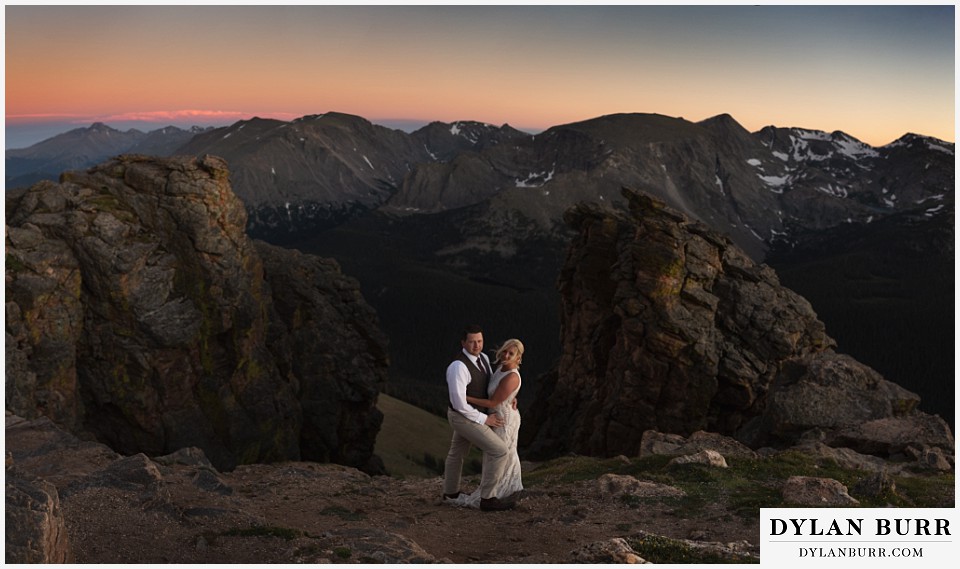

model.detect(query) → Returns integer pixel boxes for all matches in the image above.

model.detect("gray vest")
[455,352,490,411]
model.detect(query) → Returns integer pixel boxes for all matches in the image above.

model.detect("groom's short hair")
[462,324,483,340]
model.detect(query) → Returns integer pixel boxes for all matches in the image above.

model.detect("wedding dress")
[449,365,523,508]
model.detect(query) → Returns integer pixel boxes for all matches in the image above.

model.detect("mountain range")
[5,111,954,425]
[5,123,213,189]
[8,113,951,255]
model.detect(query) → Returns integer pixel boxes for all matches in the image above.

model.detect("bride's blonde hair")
[495,338,525,366]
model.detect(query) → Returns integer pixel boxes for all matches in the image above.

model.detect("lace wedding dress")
[449,365,523,508]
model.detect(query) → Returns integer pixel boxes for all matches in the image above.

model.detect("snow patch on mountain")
[447,121,494,145]
[742,223,764,240]
[758,174,789,193]
[883,134,954,156]
[516,165,556,188]
[817,184,849,198]
[788,135,821,161]
[927,142,954,155]
[833,135,879,159]
[784,129,879,163]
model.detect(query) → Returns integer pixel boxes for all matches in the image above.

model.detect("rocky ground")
[7,414,762,564]
[64,461,759,564]
[10,412,954,564]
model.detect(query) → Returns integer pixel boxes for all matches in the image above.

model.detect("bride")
[449,338,525,508]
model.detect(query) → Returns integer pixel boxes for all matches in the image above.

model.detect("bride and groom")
[442,324,524,511]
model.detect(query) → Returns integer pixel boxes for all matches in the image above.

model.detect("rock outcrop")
[5,469,72,563]
[255,241,388,471]
[6,154,387,471]
[5,444,73,565]
[523,187,953,461]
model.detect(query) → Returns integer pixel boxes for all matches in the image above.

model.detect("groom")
[442,324,515,511]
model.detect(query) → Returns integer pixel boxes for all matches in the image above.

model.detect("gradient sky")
[4,4,956,147]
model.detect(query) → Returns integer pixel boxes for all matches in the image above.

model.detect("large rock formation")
[6,154,388,471]
[522,187,953,460]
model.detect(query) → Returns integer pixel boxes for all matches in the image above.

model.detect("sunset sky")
[4,4,956,148]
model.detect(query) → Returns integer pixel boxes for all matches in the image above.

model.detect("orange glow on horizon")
[4,6,954,148]
[5,106,955,148]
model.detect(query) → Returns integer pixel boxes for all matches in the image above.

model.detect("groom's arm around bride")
[441,324,515,511]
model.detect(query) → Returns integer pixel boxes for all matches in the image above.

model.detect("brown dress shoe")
[443,491,465,500]
[480,496,516,511]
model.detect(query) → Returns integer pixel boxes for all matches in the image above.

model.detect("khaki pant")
[443,409,509,499]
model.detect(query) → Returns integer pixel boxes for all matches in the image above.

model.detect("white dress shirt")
[447,349,491,424]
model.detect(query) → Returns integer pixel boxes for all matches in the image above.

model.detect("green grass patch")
[523,455,634,486]
[374,393,481,478]
[628,534,759,564]
[523,450,953,522]
[5,253,28,273]
[887,473,955,507]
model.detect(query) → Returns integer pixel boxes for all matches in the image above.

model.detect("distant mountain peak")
[6,123,207,189]
[699,112,740,126]
[885,133,955,155]
[756,124,879,164]
[410,119,529,162]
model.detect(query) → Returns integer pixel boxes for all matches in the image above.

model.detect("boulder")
[596,473,686,499]
[786,441,895,473]
[825,414,954,458]
[639,430,758,460]
[740,352,925,448]
[569,538,647,564]
[782,476,859,506]
[852,471,897,499]
[638,430,688,457]
[908,446,954,472]
[668,449,728,468]
[5,465,73,563]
